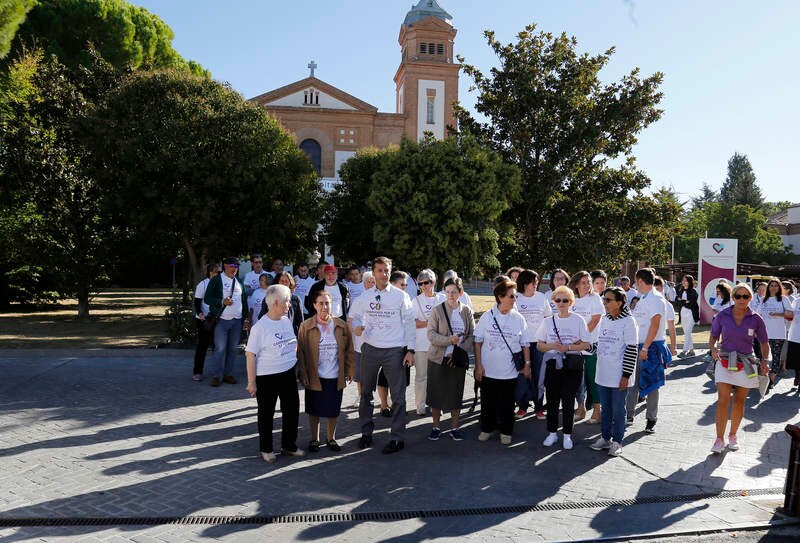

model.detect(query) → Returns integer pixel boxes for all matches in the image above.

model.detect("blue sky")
[134,0,800,204]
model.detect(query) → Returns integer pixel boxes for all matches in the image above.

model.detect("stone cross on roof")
[307,60,317,78]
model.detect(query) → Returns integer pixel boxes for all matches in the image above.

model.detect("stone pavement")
[0,347,799,542]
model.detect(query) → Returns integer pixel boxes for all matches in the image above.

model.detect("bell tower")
[394,0,459,141]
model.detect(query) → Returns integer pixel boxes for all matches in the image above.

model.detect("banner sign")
[697,238,738,324]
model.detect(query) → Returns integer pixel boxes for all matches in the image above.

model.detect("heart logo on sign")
[712,242,724,254]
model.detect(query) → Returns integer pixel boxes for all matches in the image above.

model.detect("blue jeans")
[597,384,627,443]
[211,318,242,379]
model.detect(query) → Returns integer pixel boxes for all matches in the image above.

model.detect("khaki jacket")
[426,301,475,364]
[297,316,355,391]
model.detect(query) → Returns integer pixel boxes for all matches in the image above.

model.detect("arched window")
[299,139,322,175]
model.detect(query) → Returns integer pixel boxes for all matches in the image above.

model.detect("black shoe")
[308,440,320,453]
[645,420,656,433]
[327,440,342,452]
[358,435,373,449]
[380,408,392,418]
[382,440,405,454]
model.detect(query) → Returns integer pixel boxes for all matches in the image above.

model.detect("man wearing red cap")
[305,264,351,320]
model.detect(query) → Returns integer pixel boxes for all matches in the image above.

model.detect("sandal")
[327,440,342,452]
[308,440,320,452]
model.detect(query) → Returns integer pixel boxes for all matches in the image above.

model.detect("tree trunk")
[77,286,90,320]
[183,237,201,284]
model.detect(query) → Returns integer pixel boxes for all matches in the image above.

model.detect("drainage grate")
[0,488,783,528]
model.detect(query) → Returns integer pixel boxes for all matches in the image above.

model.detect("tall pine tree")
[720,152,763,209]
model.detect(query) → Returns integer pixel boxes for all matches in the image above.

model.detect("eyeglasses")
[553,298,570,304]
[602,297,617,304]
[399,283,408,288]
[504,293,517,299]
[733,293,751,300]
[419,280,433,286]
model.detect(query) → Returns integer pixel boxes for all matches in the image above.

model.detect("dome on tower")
[403,0,453,27]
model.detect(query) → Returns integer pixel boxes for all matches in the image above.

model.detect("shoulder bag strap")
[491,309,516,356]
[552,315,564,344]
[441,303,454,335]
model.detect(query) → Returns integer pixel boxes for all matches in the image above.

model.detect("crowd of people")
[190,255,800,462]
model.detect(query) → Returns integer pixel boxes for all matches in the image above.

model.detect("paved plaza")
[1,347,799,542]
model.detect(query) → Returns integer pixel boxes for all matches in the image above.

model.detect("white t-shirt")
[317,322,340,379]
[571,293,604,343]
[445,306,466,357]
[219,274,243,320]
[249,288,268,325]
[516,291,552,344]
[194,278,211,318]
[325,283,343,318]
[414,293,445,352]
[535,313,591,360]
[759,297,792,340]
[663,297,675,323]
[631,289,665,343]
[459,292,473,309]
[405,277,418,298]
[623,287,639,301]
[787,298,800,343]
[347,281,365,302]
[595,315,639,388]
[712,299,733,315]
[245,316,297,376]
[474,308,528,380]
[294,276,316,313]
[244,270,267,296]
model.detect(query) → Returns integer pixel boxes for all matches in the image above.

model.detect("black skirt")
[304,377,343,418]
[786,341,800,370]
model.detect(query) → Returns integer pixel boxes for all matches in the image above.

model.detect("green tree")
[720,152,763,209]
[322,146,389,265]
[0,51,120,315]
[365,135,520,275]
[760,200,795,220]
[10,0,207,75]
[456,25,664,269]
[0,0,35,59]
[87,70,321,282]
[691,182,719,209]
[674,202,787,264]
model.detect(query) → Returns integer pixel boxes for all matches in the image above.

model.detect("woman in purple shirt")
[708,283,769,454]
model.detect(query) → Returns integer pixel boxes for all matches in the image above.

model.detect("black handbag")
[203,275,236,332]
[440,304,470,369]
[551,316,584,372]
[491,310,526,371]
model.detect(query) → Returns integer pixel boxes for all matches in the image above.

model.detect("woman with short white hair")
[245,284,304,463]
[413,269,445,415]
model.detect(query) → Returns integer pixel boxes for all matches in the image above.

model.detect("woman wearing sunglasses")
[412,269,446,416]
[591,287,638,457]
[536,285,591,449]
[568,271,604,424]
[474,278,531,445]
[708,283,769,454]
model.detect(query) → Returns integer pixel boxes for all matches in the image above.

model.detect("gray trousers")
[625,359,659,422]
[359,344,407,441]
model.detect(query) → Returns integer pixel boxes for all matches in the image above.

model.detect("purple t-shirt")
[710,306,768,354]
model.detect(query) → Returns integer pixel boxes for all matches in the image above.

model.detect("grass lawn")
[0,289,172,349]
[0,290,713,351]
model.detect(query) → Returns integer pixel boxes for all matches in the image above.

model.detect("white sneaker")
[543,432,558,447]
[500,434,512,445]
[710,438,725,454]
[261,452,277,463]
[478,432,492,442]
[608,442,622,457]
[563,434,573,450]
[590,437,611,450]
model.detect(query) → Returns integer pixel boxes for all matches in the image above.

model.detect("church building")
[249,0,459,193]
